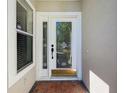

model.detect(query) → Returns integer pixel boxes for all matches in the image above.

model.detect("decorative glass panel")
[56,22,72,68]
[43,22,47,69]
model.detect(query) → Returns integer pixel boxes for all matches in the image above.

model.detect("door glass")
[56,22,72,68]
[43,22,47,69]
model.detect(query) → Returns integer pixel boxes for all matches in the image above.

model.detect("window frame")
[16,0,35,73]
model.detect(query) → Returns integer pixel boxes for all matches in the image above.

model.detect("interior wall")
[8,0,36,93]
[81,0,117,93]
[31,1,81,12]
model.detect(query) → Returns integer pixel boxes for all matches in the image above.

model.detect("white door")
[49,16,77,75]
[36,12,82,80]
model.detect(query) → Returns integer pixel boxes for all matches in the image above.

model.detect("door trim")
[36,12,82,81]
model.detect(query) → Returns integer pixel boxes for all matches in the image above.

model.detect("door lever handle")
[51,44,54,59]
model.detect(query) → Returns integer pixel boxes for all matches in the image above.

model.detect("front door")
[49,16,78,77]
[36,12,82,80]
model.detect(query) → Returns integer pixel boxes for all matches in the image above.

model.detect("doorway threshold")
[50,76,78,81]
[51,69,77,77]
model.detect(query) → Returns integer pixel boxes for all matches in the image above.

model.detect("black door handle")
[51,44,54,59]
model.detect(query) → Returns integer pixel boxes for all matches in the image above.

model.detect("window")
[16,0,33,72]
[43,22,47,69]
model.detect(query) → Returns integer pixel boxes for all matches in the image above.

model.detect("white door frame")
[36,12,82,81]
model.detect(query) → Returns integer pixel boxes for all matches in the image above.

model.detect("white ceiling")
[32,0,80,1]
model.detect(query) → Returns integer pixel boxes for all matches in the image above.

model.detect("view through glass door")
[56,22,72,68]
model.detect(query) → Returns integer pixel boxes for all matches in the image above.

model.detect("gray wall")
[81,0,117,93]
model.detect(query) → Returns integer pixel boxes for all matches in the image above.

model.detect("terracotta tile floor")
[30,81,86,93]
